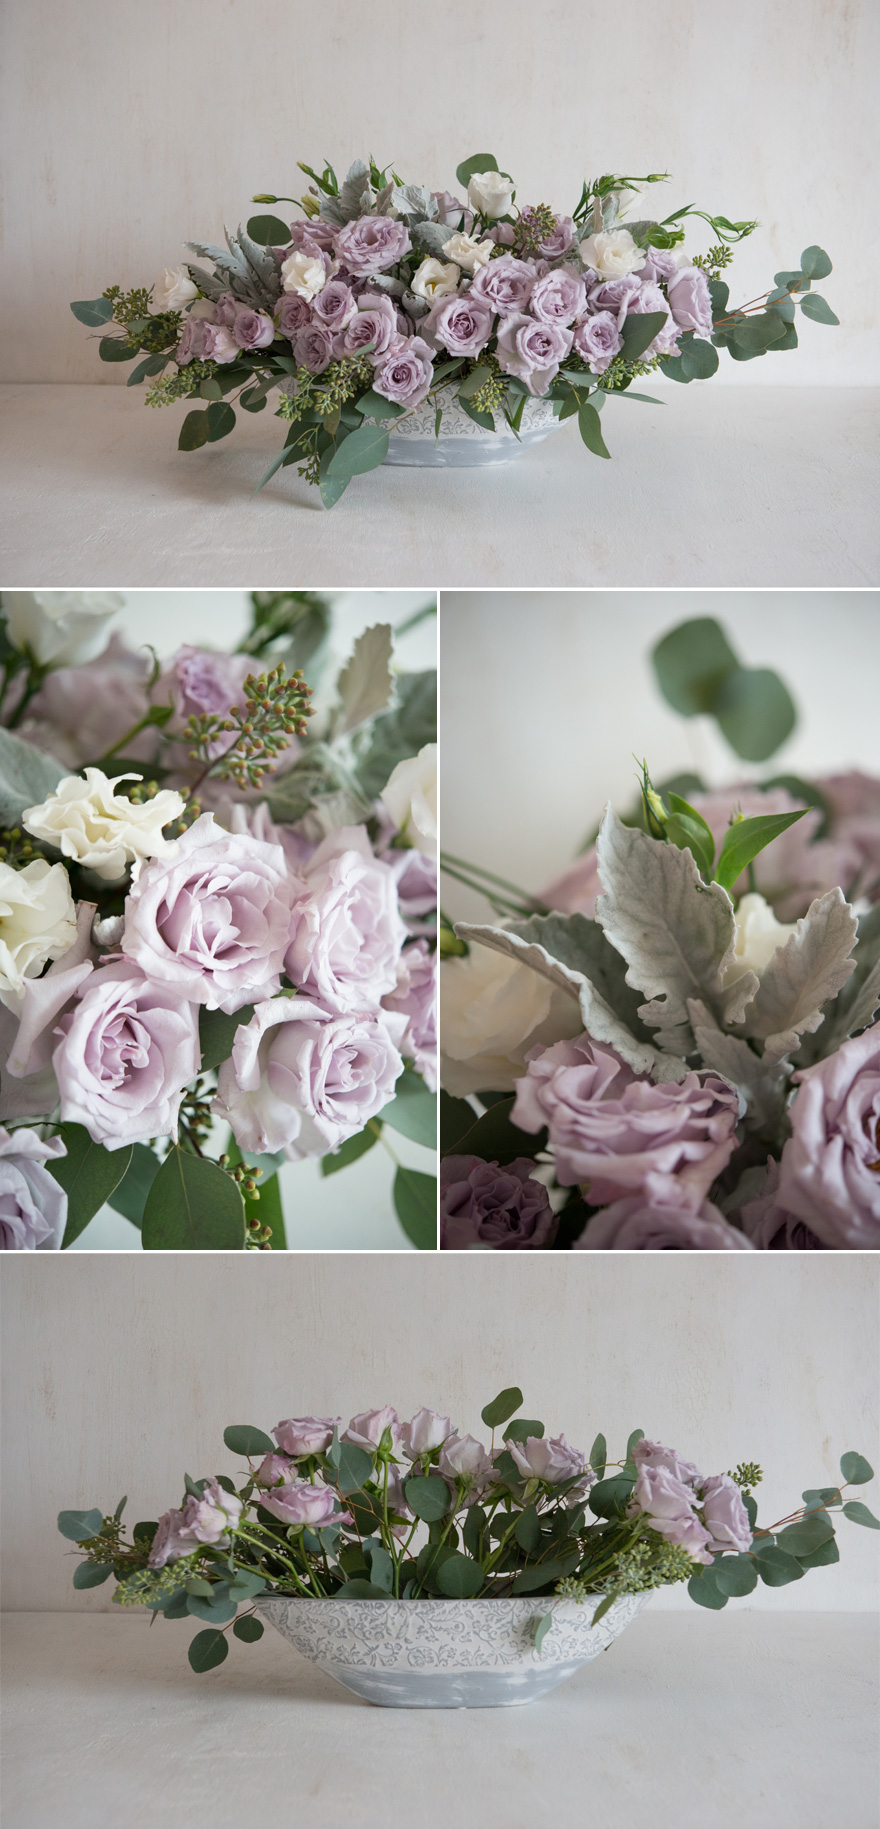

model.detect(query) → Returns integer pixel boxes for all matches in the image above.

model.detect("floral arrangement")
[0,591,437,1251]
[440,618,880,1249]
[57,1386,877,1673]
[70,156,837,507]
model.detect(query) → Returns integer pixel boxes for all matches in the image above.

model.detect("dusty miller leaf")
[411,220,455,258]
[0,729,66,825]
[740,888,858,1059]
[319,160,372,226]
[795,905,880,1064]
[333,624,394,736]
[392,184,439,222]
[262,741,371,828]
[688,999,790,1136]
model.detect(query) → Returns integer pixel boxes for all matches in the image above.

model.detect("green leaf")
[354,389,405,420]
[667,793,716,867]
[327,423,389,480]
[393,1166,437,1251]
[199,378,223,402]
[253,440,299,496]
[776,1512,835,1556]
[774,269,809,295]
[688,1567,728,1610]
[589,1433,607,1478]
[678,334,719,380]
[106,1143,161,1229]
[141,1148,245,1251]
[72,1561,112,1588]
[246,213,292,245]
[666,811,714,876]
[797,1536,841,1568]
[233,1615,265,1642]
[50,1126,133,1249]
[578,400,610,459]
[589,1475,634,1519]
[840,1452,874,1485]
[184,1577,216,1596]
[240,387,268,413]
[620,311,669,362]
[712,666,797,761]
[336,1579,390,1598]
[226,1570,266,1600]
[458,364,493,401]
[754,1545,805,1586]
[186,1591,237,1624]
[534,1612,554,1654]
[802,1487,843,1510]
[713,1554,758,1597]
[188,1628,229,1673]
[713,808,809,893]
[71,297,115,326]
[624,1429,645,1468]
[458,396,495,431]
[133,1521,157,1544]
[436,1553,485,1598]
[99,336,138,362]
[178,410,210,452]
[127,353,170,387]
[842,1502,880,1529]
[510,1555,579,1595]
[652,616,740,717]
[353,668,437,799]
[207,401,236,441]
[321,1122,381,1175]
[732,313,789,353]
[514,1504,542,1554]
[455,153,499,188]
[364,1543,394,1592]
[481,1387,524,1429]
[336,1441,374,1495]
[439,1091,477,1156]
[503,1419,544,1444]
[405,1474,452,1522]
[799,293,839,326]
[58,1508,103,1542]
[440,1095,544,1167]
[223,1425,276,1457]
[379,1070,437,1148]
[198,1005,256,1071]
[800,246,832,280]
[0,727,66,826]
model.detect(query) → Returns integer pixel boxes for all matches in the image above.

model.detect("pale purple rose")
[441,1155,558,1251]
[382,939,437,1091]
[437,1433,493,1497]
[334,216,412,277]
[625,281,679,356]
[588,277,643,327]
[232,308,275,351]
[273,1416,338,1457]
[311,281,357,331]
[5,900,96,1100]
[819,771,880,904]
[277,294,312,340]
[254,1453,295,1488]
[508,1434,589,1485]
[736,1157,825,1250]
[774,1027,880,1246]
[470,254,539,313]
[148,1478,243,1567]
[513,1035,740,1209]
[175,315,214,364]
[632,1439,704,1490]
[629,1466,713,1564]
[529,266,587,327]
[700,1474,752,1555]
[288,219,337,253]
[401,1408,453,1460]
[486,222,516,247]
[293,322,334,375]
[495,311,573,395]
[212,293,239,329]
[155,644,251,760]
[53,960,200,1148]
[572,310,622,375]
[122,813,294,1014]
[539,846,603,918]
[381,847,438,928]
[203,325,240,365]
[339,293,399,358]
[537,216,576,259]
[213,996,405,1159]
[343,1406,404,1456]
[666,266,713,338]
[259,1480,340,1528]
[0,1126,67,1251]
[576,1195,755,1251]
[423,293,494,358]
[373,335,434,407]
[636,249,681,284]
[285,827,406,1015]
[147,1508,191,1567]
[432,191,469,228]
[21,635,155,771]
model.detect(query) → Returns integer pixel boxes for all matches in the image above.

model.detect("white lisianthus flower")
[3,592,123,670]
[721,892,798,986]
[410,258,461,303]
[23,770,186,883]
[467,171,516,220]
[578,227,644,278]
[152,266,198,312]
[440,942,582,1097]
[280,250,328,299]
[0,859,78,1009]
[380,745,437,860]
[440,231,495,275]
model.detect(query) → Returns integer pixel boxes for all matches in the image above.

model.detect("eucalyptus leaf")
[106,1143,161,1229]
[578,401,610,459]
[589,1434,607,1477]
[712,666,797,761]
[326,423,389,480]
[393,1167,437,1251]
[198,1005,255,1072]
[840,1451,874,1484]
[455,154,499,188]
[178,410,210,452]
[436,1553,484,1598]
[651,617,739,717]
[754,1545,805,1586]
[713,1554,758,1597]
[58,1509,103,1542]
[188,1628,229,1672]
[233,1615,265,1642]
[439,1094,543,1166]
[49,1125,133,1249]
[842,1502,879,1529]
[223,1425,276,1456]
[246,214,291,245]
[687,1566,728,1609]
[71,297,115,326]
[481,1387,524,1429]
[800,247,833,280]
[141,1148,245,1251]
[620,311,668,362]
[73,1562,112,1588]
[378,1070,437,1148]
[321,1122,381,1175]
[800,293,839,326]
[405,1475,451,1523]
[534,1612,554,1654]
[776,1512,835,1556]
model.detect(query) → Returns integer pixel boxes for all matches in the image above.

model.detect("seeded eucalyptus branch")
[184,662,315,795]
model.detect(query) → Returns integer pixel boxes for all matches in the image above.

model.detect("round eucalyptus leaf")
[188,1628,229,1673]
[58,1508,103,1542]
[405,1475,452,1523]
[223,1424,276,1457]
[246,214,293,245]
[840,1452,874,1485]
[713,1555,758,1597]
[436,1552,484,1599]
[233,1615,265,1642]
[712,666,797,761]
[72,1562,112,1588]
[651,617,740,717]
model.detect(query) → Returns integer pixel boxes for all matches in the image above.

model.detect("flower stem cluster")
[113,1558,201,1608]
[514,204,558,257]
[174,1079,215,1158]
[0,826,39,868]
[729,1462,763,1493]
[145,362,218,407]
[103,286,180,351]
[185,663,315,792]
[692,244,735,277]
[466,354,508,415]
[598,353,662,389]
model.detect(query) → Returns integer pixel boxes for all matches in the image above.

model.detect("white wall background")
[2,0,877,386]
[440,590,880,924]
[43,589,437,1250]
[1,1251,877,1611]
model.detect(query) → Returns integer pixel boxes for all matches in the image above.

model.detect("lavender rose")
[277,294,312,340]
[259,1481,340,1528]
[633,1439,703,1489]
[437,1433,493,1497]
[588,277,644,326]
[737,1158,825,1250]
[285,827,406,1014]
[213,996,405,1159]
[155,645,251,759]
[0,1126,67,1250]
[401,1408,453,1459]
[529,266,587,327]
[339,293,399,358]
[625,281,680,356]
[440,1155,558,1251]
[666,266,714,337]
[628,1466,713,1564]
[202,325,239,365]
[774,1027,880,1246]
[572,310,623,374]
[508,1434,590,1485]
[293,323,334,375]
[470,254,539,313]
[254,1453,295,1488]
[22,635,154,771]
[537,216,576,259]
[576,1195,755,1251]
[287,219,337,253]
[700,1474,752,1554]
[148,1478,243,1567]
[495,312,573,394]
[175,315,214,365]
[310,280,357,331]
[373,335,434,407]
[343,1406,405,1455]
[334,216,412,277]
[512,1034,740,1208]
[382,938,437,1090]
[636,248,681,284]
[423,293,494,359]
[52,960,200,1148]
[122,813,294,1014]
[232,308,275,351]
[273,1416,338,1457]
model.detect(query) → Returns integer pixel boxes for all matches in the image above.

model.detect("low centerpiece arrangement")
[70,155,837,507]
[440,617,880,1248]
[58,1385,877,1710]
[0,590,437,1251]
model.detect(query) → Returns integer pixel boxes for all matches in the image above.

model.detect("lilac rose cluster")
[628,1438,752,1564]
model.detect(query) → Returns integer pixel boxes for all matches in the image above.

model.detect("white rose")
[152,266,198,312]
[380,745,437,860]
[23,770,186,883]
[3,592,123,670]
[410,258,460,303]
[0,859,77,1009]
[578,228,643,278]
[467,171,516,220]
[440,231,495,275]
[721,892,798,986]
[440,942,582,1097]
[280,250,328,299]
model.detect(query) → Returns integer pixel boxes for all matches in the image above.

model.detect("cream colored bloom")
[23,770,186,883]
[3,592,123,669]
[721,893,797,986]
[410,258,460,303]
[152,266,198,312]
[0,859,77,1008]
[280,250,328,299]
[380,745,437,860]
[578,227,643,278]
[440,231,495,275]
[467,172,516,220]
[440,942,582,1097]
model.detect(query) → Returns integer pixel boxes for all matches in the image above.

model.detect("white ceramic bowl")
[381,394,562,468]
[256,1592,648,1709]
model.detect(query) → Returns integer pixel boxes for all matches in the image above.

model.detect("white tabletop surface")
[3,1611,877,1827]
[1,384,877,589]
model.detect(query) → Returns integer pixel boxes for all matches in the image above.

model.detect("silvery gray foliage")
[367,273,407,298]
[185,226,280,312]
[739,888,858,1060]
[601,192,621,229]
[319,160,373,227]
[687,1000,789,1134]
[184,264,225,302]
[411,220,456,260]
[401,290,430,320]
[392,184,439,223]
[0,729,65,826]
[794,905,880,1065]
